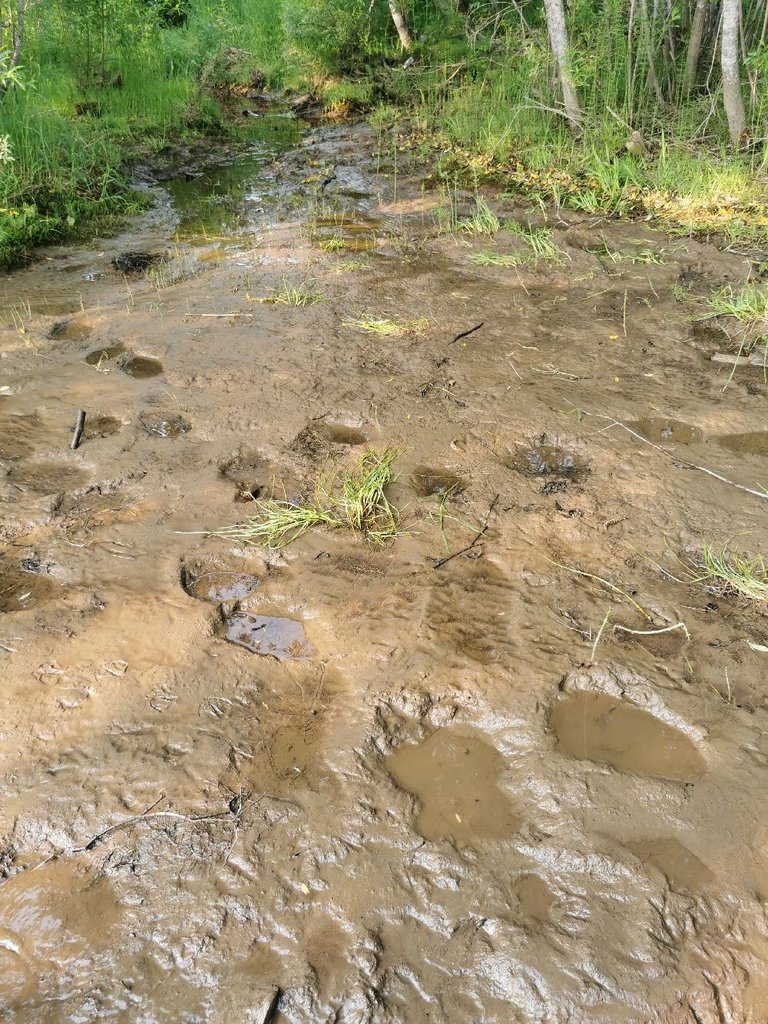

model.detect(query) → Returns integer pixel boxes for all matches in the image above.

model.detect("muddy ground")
[1,119,768,1023]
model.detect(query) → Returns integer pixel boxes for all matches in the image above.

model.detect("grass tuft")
[706,284,768,325]
[253,280,326,306]
[209,448,402,549]
[470,251,525,268]
[343,314,429,336]
[690,541,768,603]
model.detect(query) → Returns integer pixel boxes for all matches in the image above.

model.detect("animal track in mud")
[47,319,93,342]
[424,563,512,665]
[222,611,315,660]
[139,415,191,438]
[8,462,89,495]
[0,560,62,612]
[387,728,519,844]
[550,690,706,782]
[219,450,274,501]
[628,838,714,891]
[181,560,260,602]
[119,354,163,379]
[506,436,588,485]
[313,421,369,446]
[628,417,702,444]
[0,413,43,460]
[513,874,556,923]
[714,431,768,456]
[411,466,466,497]
[85,343,125,366]
[289,421,368,460]
[82,415,122,440]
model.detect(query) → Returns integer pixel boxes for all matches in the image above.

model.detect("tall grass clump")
[207,448,403,549]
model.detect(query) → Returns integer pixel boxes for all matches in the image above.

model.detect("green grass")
[470,251,525,268]
[343,314,429,336]
[506,222,567,264]
[458,197,501,236]
[586,243,666,265]
[690,542,768,604]
[208,448,403,548]
[254,280,326,306]
[316,235,349,252]
[706,284,768,325]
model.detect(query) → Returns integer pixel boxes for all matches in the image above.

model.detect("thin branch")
[432,494,500,568]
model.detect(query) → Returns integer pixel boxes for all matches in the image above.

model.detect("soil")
[1,116,768,1024]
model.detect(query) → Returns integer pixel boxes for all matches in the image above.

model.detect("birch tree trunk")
[683,0,708,95]
[721,0,746,146]
[542,0,582,129]
[388,0,413,50]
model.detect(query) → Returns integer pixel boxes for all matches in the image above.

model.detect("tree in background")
[542,0,582,129]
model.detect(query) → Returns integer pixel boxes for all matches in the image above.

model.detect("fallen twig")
[432,494,499,568]
[184,312,254,318]
[449,322,484,345]
[614,621,691,640]
[596,416,768,502]
[546,556,653,621]
[70,409,86,450]
[73,796,229,852]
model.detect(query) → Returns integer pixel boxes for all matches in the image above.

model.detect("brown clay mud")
[1,119,768,1023]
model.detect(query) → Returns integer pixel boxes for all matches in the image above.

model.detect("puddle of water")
[223,612,314,660]
[411,466,466,497]
[550,690,705,782]
[182,567,260,602]
[139,415,191,438]
[8,462,89,495]
[85,343,125,366]
[165,116,303,243]
[628,838,714,890]
[47,319,93,342]
[514,874,555,922]
[714,432,768,456]
[119,354,163,379]
[0,562,62,612]
[387,729,519,844]
[0,860,119,1011]
[629,418,702,444]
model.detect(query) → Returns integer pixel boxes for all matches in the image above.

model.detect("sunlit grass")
[689,541,768,604]
[470,251,524,267]
[343,314,429,336]
[706,284,768,325]
[252,280,326,306]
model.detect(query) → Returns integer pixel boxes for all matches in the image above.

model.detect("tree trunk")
[542,0,582,129]
[12,0,25,69]
[388,0,413,50]
[721,0,746,146]
[0,0,25,102]
[683,0,708,95]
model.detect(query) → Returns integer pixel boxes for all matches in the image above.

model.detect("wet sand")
[1,118,768,1023]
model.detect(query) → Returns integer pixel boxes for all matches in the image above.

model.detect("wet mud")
[1,118,768,1023]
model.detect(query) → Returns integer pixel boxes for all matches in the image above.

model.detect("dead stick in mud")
[449,321,484,345]
[595,416,768,502]
[432,493,500,569]
[72,797,229,852]
[70,409,86,450]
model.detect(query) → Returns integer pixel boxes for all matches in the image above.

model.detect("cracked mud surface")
[1,119,768,1023]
